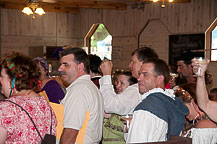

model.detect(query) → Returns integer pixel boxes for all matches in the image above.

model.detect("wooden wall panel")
[1,9,57,37]
[1,0,217,87]
[57,13,78,38]
[140,19,170,62]
[75,0,217,87]
[112,36,137,70]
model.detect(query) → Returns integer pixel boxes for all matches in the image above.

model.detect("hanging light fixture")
[161,0,165,8]
[152,0,174,8]
[22,0,45,17]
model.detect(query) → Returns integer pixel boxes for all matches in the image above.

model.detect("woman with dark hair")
[33,57,65,104]
[115,71,137,94]
[0,53,57,143]
[103,71,137,144]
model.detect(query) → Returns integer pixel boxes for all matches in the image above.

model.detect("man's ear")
[78,63,84,72]
[157,75,164,85]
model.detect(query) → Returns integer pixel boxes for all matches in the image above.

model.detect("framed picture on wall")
[169,33,205,66]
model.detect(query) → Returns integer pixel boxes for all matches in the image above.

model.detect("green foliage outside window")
[91,24,110,47]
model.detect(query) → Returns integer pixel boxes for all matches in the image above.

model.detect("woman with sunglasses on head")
[0,53,57,143]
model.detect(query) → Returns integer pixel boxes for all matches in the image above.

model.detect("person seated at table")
[33,57,65,104]
[0,53,57,143]
[103,71,137,144]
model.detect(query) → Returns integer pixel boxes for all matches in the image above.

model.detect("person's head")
[115,71,137,94]
[176,51,200,83]
[129,47,159,79]
[88,54,102,78]
[33,57,49,80]
[112,69,123,88]
[0,53,41,97]
[178,90,200,121]
[209,88,217,102]
[138,58,169,95]
[58,47,90,84]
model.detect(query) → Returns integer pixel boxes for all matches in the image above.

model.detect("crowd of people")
[0,46,216,144]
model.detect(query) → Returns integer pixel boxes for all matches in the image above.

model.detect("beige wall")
[1,0,217,87]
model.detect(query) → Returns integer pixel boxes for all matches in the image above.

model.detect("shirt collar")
[66,75,90,90]
[142,88,175,100]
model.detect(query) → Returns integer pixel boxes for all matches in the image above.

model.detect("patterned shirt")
[0,96,57,144]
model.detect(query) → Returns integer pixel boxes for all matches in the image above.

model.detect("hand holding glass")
[192,57,209,76]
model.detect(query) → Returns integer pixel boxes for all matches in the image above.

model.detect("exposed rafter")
[0,0,191,14]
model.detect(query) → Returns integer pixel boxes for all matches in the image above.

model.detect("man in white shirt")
[58,47,104,144]
[127,58,189,143]
[99,47,159,115]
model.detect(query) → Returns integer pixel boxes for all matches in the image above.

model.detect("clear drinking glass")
[193,57,209,76]
[121,114,133,133]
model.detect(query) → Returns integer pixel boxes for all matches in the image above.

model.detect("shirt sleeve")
[100,75,141,115]
[127,110,168,143]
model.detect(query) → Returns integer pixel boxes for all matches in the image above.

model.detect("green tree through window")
[90,24,112,60]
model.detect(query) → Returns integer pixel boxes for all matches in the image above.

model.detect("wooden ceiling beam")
[0,0,191,14]
[129,0,191,3]
[41,1,127,10]
[0,3,80,14]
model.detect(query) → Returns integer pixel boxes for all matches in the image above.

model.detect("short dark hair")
[60,47,90,74]
[177,50,203,65]
[1,53,41,92]
[144,58,169,86]
[121,71,138,85]
[132,47,159,62]
[88,54,102,74]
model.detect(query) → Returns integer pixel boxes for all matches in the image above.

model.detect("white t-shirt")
[61,75,104,144]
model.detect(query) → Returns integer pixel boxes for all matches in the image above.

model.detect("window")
[85,24,112,60]
[211,26,217,61]
[205,18,217,61]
